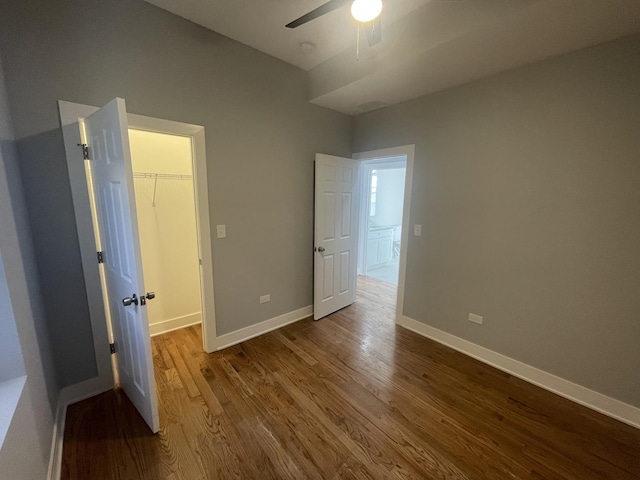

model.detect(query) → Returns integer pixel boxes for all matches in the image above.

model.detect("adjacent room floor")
[62,276,640,479]
[364,259,400,284]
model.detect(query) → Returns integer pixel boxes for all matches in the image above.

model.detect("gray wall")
[353,34,640,407]
[0,0,352,387]
[2,0,636,412]
[0,54,59,480]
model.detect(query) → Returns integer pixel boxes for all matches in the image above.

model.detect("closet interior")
[129,129,202,336]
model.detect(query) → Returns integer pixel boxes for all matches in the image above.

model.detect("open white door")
[314,154,360,320]
[83,98,159,433]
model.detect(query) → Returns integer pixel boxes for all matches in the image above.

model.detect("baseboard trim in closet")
[150,313,202,337]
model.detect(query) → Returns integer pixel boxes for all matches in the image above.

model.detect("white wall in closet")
[129,129,202,335]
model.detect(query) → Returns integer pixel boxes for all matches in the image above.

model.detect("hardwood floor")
[62,276,640,479]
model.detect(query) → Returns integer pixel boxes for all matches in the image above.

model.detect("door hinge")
[110,342,117,354]
[78,143,89,160]
[97,251,104,264]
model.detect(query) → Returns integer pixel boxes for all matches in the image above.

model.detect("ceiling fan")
[286,0,383,47]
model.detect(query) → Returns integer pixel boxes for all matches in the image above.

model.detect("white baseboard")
[397,315,640,429]
[216,305,313,351]
[46,395,66,480]
[47,376,113,480]
[149,312,202,337]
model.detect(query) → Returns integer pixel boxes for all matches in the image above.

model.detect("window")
[0,251,27,449]
[370,170,377,217]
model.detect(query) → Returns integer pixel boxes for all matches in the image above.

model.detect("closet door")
[84,98,159,433]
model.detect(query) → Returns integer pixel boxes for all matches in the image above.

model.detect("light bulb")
[351,0,382,23]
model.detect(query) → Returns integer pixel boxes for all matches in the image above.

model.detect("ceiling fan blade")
[286,0,350,28]
[366,17,382,46]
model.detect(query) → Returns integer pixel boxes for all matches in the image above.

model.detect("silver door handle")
[317,246,325,252]
[122,294,138,306]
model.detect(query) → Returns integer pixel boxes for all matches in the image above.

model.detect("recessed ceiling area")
[144,0,640,115]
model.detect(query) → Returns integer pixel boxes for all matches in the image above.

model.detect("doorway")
[312,147,414,323]
[81,119,208,399]
[83,126,208,348]
[358,157,407,285]
[128,130,202,336]
[59,100,217,410]
[353,145,415,320]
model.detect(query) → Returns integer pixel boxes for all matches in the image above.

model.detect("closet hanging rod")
[132,172,193,180]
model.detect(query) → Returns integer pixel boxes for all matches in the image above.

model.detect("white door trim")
[126,114,217,354]
[59,101,218,397]
[353,145,415,321]
[59,101,113,396]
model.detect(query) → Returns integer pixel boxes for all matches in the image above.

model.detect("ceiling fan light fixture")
[350,0,382,23]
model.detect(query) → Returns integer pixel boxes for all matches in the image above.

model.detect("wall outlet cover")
[259,294,271,304]
[468,313,483,325]
[216,224,226,238]
[414,224,422,236]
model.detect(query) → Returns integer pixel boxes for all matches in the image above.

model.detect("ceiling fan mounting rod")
[356,22,360,61]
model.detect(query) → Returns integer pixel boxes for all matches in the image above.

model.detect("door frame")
[353,145,415,321]
[59,101,217,397]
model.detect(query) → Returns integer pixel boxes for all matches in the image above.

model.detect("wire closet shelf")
[133,171,193,206]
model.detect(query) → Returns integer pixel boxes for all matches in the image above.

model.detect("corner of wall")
[0,52,61,479]
[397,315,640,429]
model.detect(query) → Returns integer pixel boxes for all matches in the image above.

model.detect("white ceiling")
[144,0,640,115]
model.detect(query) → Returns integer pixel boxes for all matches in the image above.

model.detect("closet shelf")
[133,172,193,206]
[133,172,193,180]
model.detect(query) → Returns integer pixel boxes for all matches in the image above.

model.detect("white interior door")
[314,154,360,320]
[83,98,159,433]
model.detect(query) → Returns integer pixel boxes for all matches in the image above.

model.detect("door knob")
[122,294,138,306]
[317,246,325,252]
[139,292,155,306]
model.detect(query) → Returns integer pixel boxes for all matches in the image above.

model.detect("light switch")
[216,224,226,238]
[414,224,422,236]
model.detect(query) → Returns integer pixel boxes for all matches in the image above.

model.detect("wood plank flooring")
[62,276,640,479]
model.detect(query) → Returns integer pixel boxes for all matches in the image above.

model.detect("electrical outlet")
[414,224,422,236]
[468,313,483,325]
[259,294,271,304]
[216,224,226,238]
